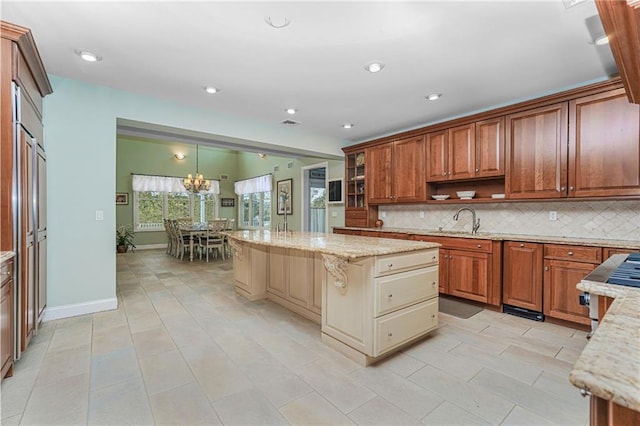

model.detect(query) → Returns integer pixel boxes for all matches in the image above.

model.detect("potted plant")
[116,224,136,253]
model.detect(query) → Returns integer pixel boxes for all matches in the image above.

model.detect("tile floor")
[1,249,590,425]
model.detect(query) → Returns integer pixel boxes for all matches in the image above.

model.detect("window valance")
[234,174,272,195]
[132,174,220,194]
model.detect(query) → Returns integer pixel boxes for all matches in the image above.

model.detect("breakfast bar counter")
[225,230,440,365]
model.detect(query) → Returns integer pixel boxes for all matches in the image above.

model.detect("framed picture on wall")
[115,193,129,205]
[221,197,235,207]
[328,178,343,204]
[276,179,293,215]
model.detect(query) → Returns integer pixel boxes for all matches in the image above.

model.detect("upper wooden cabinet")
[475,117,505,178]
[569,88,640,197]
[344,148,378,227]
[367,135,425,204]
[506,103,568,199]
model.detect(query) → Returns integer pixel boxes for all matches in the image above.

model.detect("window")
[239,191,271,229]
[133,191,219,231]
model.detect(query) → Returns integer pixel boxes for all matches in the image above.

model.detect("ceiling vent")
[280,119,300,126]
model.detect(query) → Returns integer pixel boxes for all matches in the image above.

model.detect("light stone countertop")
[0,251,16,264]
[337,227,640,249]
[569,254,640,412]
[224,230,439,259]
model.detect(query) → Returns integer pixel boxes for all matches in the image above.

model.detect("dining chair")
[198,219,227,262]
[163,219,173,255]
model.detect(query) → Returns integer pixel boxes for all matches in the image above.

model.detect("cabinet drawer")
[375,249,438,277]
[374,266,438,316]
[544,244,602,263]
[415,236,492,253]
[374,298,438,356]
[346,210,367,219]
[1,259,14,287]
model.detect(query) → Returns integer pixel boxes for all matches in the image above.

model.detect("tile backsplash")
[379,200,640,242]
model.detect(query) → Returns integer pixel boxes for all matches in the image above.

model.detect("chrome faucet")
[453,207,480,234]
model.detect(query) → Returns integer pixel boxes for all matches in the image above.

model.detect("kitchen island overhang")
[225,230,440,366]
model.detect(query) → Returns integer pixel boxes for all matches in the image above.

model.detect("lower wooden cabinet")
[543,259,595,325]
[1,258,15,380]
[503,242,543,311]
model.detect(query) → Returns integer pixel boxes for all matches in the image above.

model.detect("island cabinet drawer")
[544,244,602,263]
[374,298,438,356]
[375,249,438,277]
[374,266,438,317]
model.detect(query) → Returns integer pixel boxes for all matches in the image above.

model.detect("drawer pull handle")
[432,282,436,286]
[388,263,393,268]
[477,244,482,248]
[388,294,393,298]
[568,251,573,256]
[388,332,393,337]
[520,243,525,248]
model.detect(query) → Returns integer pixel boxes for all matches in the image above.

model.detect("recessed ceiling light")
[286,108,297,115]
[593,34,610,46]
[265,16,291,29]
[342,123,354,129]
[364,62,385,73]
[75,50,101,62]
[204,86,220,94]
[426,93,442,101]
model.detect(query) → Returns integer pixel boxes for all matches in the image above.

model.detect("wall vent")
[274,166,280,172]
[280,119,300,126]
[220,174,229,180]
[287,162,294,168]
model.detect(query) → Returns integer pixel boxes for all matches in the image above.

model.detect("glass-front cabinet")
[343,148,378,227]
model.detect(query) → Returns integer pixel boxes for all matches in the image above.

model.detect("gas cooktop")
[606,253,640,288]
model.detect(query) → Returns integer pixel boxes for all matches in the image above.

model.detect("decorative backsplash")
[379,200,640,242]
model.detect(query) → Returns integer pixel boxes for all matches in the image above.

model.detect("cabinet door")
[36,147,47,320]
[287,250,313,308]
[569,88,640,197]
[439,249,450,294]
[543,259,593,325]
[393,135,426,202]
[503,242,543,311]
[366,144,393,204]
[1,264,14,379]
[268,247,287,297]
[476,117,505,178]
[448,123,475,180]
[506,103,568,199]
[448,250,490,303]
[19,129,35,351]
[426,130,448,182]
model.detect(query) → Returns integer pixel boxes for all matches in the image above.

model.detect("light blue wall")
[43,75,347,312]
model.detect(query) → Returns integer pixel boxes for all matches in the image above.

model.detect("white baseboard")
[42,297,118,321]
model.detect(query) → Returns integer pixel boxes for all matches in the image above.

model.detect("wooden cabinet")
[427,119,504,183]
[506,103,569,199]
[503,242,543,312]
[569,88,640,197]
[344,149,378,227]
[543,244,602,325]
[232,243,268,301]
[412,235,501,306]
[1,257,14,380]
[367,135,425,204]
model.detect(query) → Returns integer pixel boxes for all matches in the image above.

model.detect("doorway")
[301,162,328,232]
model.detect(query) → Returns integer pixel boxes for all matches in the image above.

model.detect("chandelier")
[183,145,211,193]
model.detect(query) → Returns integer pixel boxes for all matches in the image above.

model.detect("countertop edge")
[0,251,16,264]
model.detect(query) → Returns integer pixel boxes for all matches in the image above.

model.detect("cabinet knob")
[568,251,574,256]
[570,186,575,191]
[388,294,393,298]
[475,168,479,173]
[388,332,393,337]
[544,266,549,271]
[477,244,482,248]
[519,243,525,247]
[561,186,566,191]
[388,263,393,268]
[0,271,10,276]
[442,173,447,176]
[432,282,436,286]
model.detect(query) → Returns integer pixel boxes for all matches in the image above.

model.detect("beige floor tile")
[139,349,195,395]
[420,401,491,425]
[90,347,141,391]
[298,361,376,414]
[213,332,272,366]
[47,326,93,353]
[91,324,133,355]
[350,365,443,419]
[0,368,39,420]
[480,324,563,358]
[405,344,483,381]
[533,370,587,404]
[35,344,91,386]
[469,368,588,425]
[88,377,154,425]
[212,388,288,425]
[348,396,421,425]
[184,350,253,402]
[148,381,221,425]
[409,366,514,424]
[524,326,588,351]
[500,345,574,378]
[0,414,20,425]
[555,345,584,364]
[126,310,165,334]
[378,351,426,378]
[280,391,354,425]
[436,323,510,355]
[500,405,554,425]
[21,373,89,425]
[12,340,48,373]
[132,326,176,358]
[256,375,314,408]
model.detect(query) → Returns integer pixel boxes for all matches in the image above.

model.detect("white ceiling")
[1,1,617,146]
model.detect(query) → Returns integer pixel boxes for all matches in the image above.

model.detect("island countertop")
[224,230,439,259]
[569,254,640,412]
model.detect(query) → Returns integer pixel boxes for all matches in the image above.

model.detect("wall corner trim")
[42,297,118,322]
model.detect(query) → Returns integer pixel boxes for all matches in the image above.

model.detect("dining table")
[180,223,208,261]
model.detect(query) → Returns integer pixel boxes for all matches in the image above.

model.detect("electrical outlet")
[419,211,425,219]
[549,211,557,221]
[96,210,104,221]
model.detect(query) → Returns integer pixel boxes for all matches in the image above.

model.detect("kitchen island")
[570,254,640,425]
[225,230,440,366]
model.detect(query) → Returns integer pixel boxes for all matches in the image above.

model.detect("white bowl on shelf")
[491,193,505,199]
[431,195,450,200]
[456,190,476,199]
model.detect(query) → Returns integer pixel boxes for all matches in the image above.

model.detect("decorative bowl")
[456,190,476,199]
[431,195,450,200]
[491,193,505,199]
